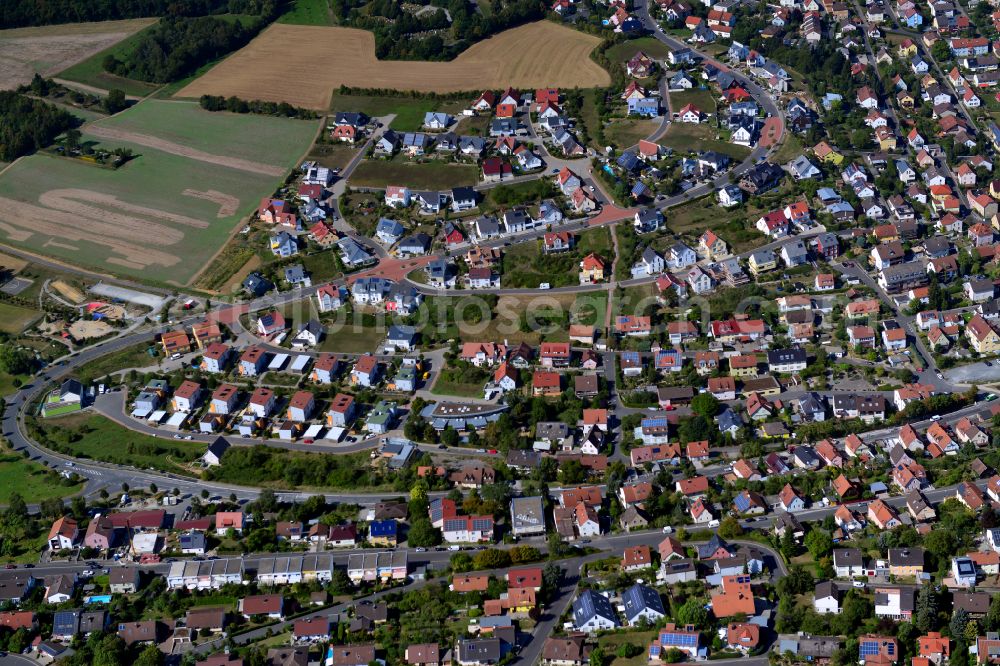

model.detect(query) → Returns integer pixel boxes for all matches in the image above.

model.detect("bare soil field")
[176,21,610,108]
[68,319,114,340]
[0,19,155,91]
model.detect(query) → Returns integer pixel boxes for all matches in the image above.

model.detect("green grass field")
[328,93,467,131]
[73,341,159,383]
[573,293,607,328]
[33,413,203,475]
[502,227,611,288]
[605,117,660,148]
[0,100,319,286]
[660,123,750,160]
[277,0,334,25]
[430,368,488,398]
[319,324,381,353]
[668,89,717,114]
[350,159,479,189]
[605,37,674,63]
[57,24,163,96]
[91,100,320,168]
[664,196,767,252]
[0,302,41,334]
[0,452,83,504]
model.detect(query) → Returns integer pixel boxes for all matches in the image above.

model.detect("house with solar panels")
[621,583,667,626]
[442,515,494,543]
[635,418,671,445]
[648,623,704,661]
[859,635,898,664]
[572,590,620,633]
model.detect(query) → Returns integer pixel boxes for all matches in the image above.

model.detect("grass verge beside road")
[29,412,203,476]
[74,341,159,383]
[0,451,83,504]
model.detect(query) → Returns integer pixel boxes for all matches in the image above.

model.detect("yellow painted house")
[967,315,1000,354]
[748,249,777,276]
[813,141,844,165]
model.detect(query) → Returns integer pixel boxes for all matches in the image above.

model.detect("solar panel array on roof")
[642,418,669,428]
[659,630,698,647]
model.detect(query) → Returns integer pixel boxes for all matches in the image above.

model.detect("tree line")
[340,0,546,61]
[198,94,319,119]
[1,0,273,28]
[0,91,77,162]
[103,14,267,83]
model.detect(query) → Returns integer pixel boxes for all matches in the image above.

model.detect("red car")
[488,449,498,455]
[303,439,314,444]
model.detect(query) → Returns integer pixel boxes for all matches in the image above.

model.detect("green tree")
[804,528,833,560]
[676,598,709,627]
[951,608,970,640]
[133,644,164,666]
[690,393,721,418]
[717,516,743,539]
[915,585,938,633]
[406,518,441,548]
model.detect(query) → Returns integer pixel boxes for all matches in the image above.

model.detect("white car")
[661,526,673,534]
[931,415,941,421]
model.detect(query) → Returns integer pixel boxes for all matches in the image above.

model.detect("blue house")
[369,519,398,546]
[628,98,660,117]
[902,10,922,27]
[270,231,298,258]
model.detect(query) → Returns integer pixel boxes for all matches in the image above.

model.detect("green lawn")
[614,284,659,320]
[605,117,661,148]
[660,122,750,160]
[328,93,468,131]
[599,630,660,666]
[772,131,804,165]
[501,227,611,288]
[573,293,608,328]
[319,324,382,353]
[56,23,163,97]
[0,452,83,504]
[0,302,42,334]
[350,159,479,190]
[307,141,360,171]
[664,196,767,253]
[430,367,489,398]
[73,341,159,383]
[30,413,203,476]
[299,251,343,283]
[668,89,717,115]
[605,37,674,63]
[277,0,334,24]
[0,99,318,286]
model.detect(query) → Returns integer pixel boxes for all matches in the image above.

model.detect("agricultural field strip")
[176,21,610,107]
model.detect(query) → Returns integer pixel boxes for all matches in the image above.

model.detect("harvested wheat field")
[177,21,610,108]
[0,19,155,90]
